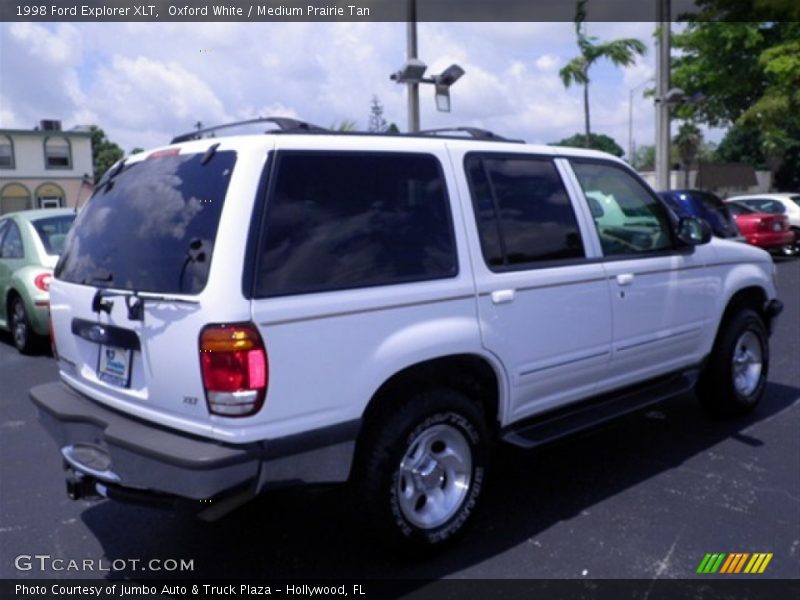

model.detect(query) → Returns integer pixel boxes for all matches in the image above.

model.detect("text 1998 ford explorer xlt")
[31,119,782,550]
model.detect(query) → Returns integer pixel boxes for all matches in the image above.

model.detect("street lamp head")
[391,58,428,83]
[435,64,465,87]
[664,87,686,104]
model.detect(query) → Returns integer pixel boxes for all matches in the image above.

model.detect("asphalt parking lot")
[1,259,798,583]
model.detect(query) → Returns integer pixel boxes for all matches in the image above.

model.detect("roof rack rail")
[171,117,328,144]
[414,127,524,143]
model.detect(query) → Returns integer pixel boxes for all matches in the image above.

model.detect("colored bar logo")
[696,553,773,574]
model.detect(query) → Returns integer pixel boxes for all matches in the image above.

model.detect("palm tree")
[559,0,647,148]
[674,122,703,187]
[329,120,358,132]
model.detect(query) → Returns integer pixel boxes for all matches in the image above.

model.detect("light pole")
[628,78,654,164]
[406,0,420,132]
[655,0,672,190]
[391,2,465,133]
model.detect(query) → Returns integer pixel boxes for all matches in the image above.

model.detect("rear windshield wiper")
[91,288,199,321]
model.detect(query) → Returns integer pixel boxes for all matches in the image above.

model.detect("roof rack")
[171,117,328,144]
[414,127,524,143]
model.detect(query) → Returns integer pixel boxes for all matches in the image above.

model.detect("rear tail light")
[199,323,268,417]
[756,217,785,233]
[34,273,52,292]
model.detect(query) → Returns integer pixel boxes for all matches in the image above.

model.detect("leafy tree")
[632,145,656,171]
[368,96,389,133]
[553,132,625,157]
[715,123,766,168]
[89,126,124,183]
[130,147,145,155]
[559,0,646,147]
[672,10,799,189]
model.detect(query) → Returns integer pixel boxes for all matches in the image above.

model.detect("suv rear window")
[254,152,457,297]
[56,151,235,294]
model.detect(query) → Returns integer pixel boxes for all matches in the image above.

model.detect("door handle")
[616,273,635,286]
[491,289,516,305]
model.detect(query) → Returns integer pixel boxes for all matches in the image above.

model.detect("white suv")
[31,119,783,550]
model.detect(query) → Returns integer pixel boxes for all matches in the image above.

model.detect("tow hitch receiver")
[65,471,101,501]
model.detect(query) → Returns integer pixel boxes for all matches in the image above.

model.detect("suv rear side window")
[254,152,457,297]
[465,154,584,269]
[56,151,236,294]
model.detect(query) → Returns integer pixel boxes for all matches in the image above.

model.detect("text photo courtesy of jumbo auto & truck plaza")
[1,2,799,600]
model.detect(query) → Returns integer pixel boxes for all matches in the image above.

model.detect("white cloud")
[1,21,671,155]
[535,54,561,72]
[90,55,227,129]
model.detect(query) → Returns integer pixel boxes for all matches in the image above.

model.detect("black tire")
[9,296,38,355]
[790,228,800,256]
[354,388,489,552]
[697,309,769,416]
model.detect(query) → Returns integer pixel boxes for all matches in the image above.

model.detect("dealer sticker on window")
[97,345,132,388]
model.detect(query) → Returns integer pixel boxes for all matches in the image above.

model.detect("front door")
[569,160,713,391]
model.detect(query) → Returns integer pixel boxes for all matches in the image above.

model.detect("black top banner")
[3,0,796,22]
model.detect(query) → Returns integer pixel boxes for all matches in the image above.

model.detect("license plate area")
[97,345,133,388]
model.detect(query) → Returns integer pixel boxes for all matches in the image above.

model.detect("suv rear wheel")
[698,309,769,416]
[355,388,489,551]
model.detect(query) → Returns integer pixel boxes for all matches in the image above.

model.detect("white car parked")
[726,193,800,254]
[31,119,783,551]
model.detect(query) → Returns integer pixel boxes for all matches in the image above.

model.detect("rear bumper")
[30,382,359,503]
[743,231,795,250]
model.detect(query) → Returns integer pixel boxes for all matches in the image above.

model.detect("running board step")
[502,372,697,449]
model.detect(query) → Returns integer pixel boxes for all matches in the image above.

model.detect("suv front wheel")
[355,388,489,551]
[698,309,769,416]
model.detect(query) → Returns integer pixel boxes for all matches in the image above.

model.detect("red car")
[727,201,794,254]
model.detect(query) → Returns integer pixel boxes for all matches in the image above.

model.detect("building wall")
[0,128,94,214]
[639,169,773,198]
[4,133,93,178]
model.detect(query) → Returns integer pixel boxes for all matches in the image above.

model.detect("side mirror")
[676,216,712,246]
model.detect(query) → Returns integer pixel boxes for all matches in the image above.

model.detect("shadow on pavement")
[79,380,799,585]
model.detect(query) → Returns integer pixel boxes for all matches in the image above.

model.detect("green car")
[0,208,76,353]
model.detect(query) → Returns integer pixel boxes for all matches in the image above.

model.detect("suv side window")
[0,221,23,259]
[571,160,673,256]
[255,152,457,297]
[465,154,584,269]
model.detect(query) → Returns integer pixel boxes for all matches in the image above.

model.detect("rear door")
[247,143,474,438]
[50,145,250,436]
[455,150,612,423]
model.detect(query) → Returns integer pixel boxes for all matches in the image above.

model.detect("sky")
[0,21,705,158]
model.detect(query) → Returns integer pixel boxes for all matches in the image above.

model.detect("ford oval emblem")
[87,325,106,343]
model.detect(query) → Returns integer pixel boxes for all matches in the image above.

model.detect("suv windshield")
[32,214,76,255]
[56,150,235,294]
